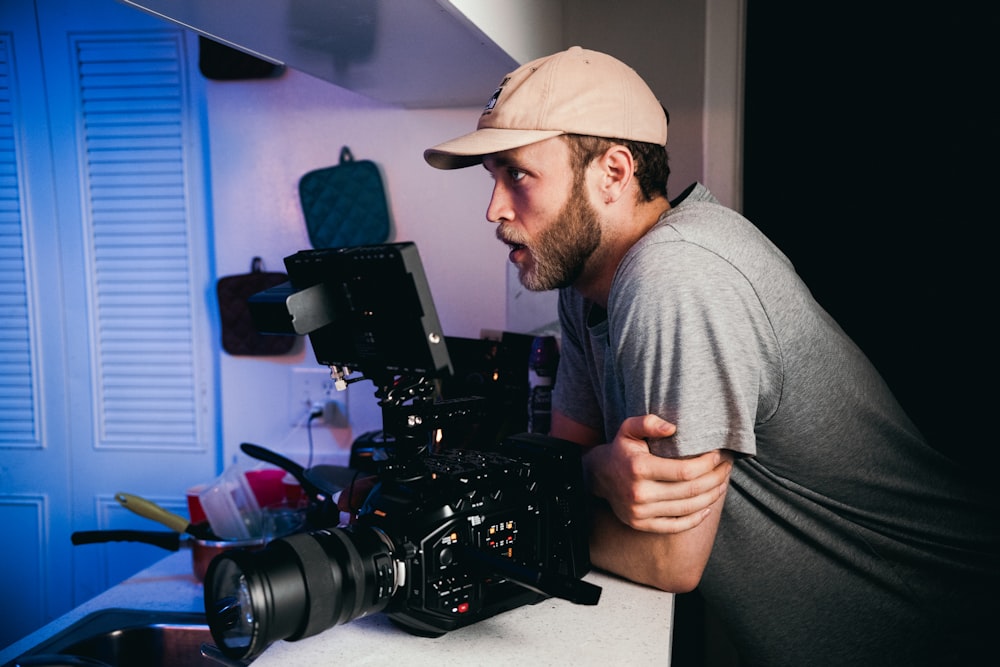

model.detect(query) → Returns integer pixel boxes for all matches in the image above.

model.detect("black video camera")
[203,432,600,661]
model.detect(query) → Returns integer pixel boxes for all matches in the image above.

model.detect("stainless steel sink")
[3,608,247,667]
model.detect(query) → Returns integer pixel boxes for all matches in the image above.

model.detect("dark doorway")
[742,2,997,465]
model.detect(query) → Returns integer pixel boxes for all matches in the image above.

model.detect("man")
[423,47,997,666]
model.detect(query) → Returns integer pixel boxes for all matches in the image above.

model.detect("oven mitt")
[216,257,297,356]
[298,146,391,248]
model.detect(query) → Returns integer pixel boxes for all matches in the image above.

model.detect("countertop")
[0,549,674,666]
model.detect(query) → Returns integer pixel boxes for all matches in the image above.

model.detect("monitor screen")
[249,242,452,381]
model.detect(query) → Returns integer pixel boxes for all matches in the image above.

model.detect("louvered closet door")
[0,2,75,649]
[0,0,217,643]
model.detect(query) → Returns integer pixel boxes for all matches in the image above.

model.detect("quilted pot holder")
[298,146,391,248]
[216,257,297,356]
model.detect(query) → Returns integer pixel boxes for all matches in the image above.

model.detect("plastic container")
[198,464,264,540]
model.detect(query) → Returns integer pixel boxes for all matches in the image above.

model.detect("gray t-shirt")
[553,183,997,666]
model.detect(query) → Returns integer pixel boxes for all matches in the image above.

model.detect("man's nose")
[486,183,512,224]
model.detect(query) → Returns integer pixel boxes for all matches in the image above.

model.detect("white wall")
[564,0,706,202]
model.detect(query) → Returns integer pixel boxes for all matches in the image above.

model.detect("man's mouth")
[506,241,525,253]
[497,228,528,262]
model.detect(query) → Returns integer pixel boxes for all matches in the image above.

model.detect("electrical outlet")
[288,367,346,425]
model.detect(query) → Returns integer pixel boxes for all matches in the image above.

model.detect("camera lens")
[204,527,399,661]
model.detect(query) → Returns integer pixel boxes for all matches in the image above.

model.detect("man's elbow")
[645,558,706,593]
[592,541,707,593]
[589,507,715,593]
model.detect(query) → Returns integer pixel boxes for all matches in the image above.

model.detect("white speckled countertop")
[0,550,674,666]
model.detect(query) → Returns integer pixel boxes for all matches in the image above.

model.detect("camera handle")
[457,545,602,606]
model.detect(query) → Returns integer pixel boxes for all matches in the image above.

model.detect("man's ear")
[596,145,635,204]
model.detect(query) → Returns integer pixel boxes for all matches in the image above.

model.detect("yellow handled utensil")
[115,492,218,540]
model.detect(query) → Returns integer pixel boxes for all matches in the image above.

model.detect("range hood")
[119,0,523,107]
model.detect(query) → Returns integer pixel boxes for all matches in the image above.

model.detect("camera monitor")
[249,242,452,383]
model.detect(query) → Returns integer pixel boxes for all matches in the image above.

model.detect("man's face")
[483,138,602,291]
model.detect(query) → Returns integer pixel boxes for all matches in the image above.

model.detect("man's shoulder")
[662,183,743,229]
[644,184,766,254]
[620,185,793,292]
[669,182,718,208]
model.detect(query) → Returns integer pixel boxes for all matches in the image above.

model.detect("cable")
[306,409,320,468]
[269,403,317,454]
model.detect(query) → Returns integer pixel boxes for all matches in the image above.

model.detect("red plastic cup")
[282,473,305,508]
[186,484,208,524]
[245,468,288,509]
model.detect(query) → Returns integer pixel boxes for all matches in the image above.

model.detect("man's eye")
[508,168,526,182]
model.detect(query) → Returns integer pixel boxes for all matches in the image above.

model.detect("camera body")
[204,433,599,660]
[355,431,593,636]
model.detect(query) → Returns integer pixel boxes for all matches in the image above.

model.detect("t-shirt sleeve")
[609,240,780,458]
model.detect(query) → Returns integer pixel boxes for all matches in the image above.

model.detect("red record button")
[456,602,470,614]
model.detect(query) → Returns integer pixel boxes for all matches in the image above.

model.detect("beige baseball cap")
[424,46,667,170]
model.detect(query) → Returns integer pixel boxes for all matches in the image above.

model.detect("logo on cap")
[482,77,510,116]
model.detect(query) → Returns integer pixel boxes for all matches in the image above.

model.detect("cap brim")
[424,128,566,170]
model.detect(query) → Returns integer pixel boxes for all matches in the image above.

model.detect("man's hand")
[584,414,732,533]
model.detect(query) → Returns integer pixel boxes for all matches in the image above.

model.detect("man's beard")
[499,178,602,291]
